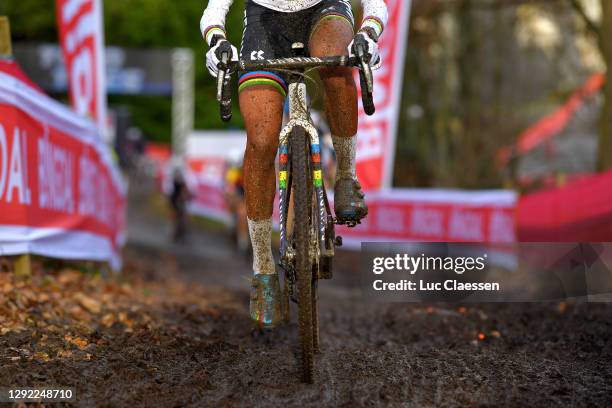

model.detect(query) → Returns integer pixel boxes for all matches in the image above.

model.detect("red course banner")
[518,170,612,241]
[355,0,412,191]
[336,189,517,247]
[0,60,125,268]
[55,0,107,133]
[497,73,605,167]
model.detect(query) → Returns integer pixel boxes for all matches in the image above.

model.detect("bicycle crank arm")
[335,218,360,228]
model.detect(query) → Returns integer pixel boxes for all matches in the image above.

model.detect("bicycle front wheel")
[290,125,316,383]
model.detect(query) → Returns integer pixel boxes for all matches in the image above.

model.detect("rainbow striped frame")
[278,81,332,265]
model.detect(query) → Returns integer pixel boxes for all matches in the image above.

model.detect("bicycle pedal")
[251,327,273,337]
[336,218,360,228]
[334,236,343,247]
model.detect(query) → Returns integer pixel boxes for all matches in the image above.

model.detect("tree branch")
[569,0,600,38]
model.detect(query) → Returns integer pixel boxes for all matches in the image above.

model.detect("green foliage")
[1,0,246,143]
[107,95,171,143]
[0,0,57,42]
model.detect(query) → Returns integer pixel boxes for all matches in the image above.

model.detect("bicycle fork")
[278,81,336,297]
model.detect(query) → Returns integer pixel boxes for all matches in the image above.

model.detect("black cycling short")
[239,0,354,96]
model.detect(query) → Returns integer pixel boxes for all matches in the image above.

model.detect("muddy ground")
[1,241,611,407]
[1,181,611,407]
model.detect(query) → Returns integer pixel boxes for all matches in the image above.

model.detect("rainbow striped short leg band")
[239,71,288,97]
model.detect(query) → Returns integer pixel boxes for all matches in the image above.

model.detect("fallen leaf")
[65,335,89,349]
[35,352,50,362]
[75,293,102,314]
[58,269,81,284]
[69,306,88,321]
[118,312,128,323]
[57,349,73,358]
[101,313,115,327]
[46,325,60,333]
[557,302,567,314]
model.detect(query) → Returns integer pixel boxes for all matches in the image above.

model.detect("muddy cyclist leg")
[309,17,368,221]
[309,17,358,142]
[240,84,284,275]
[240,83,285,329]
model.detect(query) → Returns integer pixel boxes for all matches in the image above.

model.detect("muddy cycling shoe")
[250,273,283,330]
[334,177,368,225]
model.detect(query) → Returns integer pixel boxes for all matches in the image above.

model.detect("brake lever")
[360,60,373,93]
[217,51,234,122]
[216,52,229,102]
[355,44,373,93]
[354,42,376,115]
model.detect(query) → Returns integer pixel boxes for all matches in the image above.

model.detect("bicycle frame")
[278,74,335,276]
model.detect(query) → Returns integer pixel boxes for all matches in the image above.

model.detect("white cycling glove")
[206,38,239,78]
[348,30,381,70]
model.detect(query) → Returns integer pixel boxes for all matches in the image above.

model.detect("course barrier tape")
[0,60,126,269]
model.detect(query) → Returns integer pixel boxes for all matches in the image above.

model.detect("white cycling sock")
[248,217,275,275]
[332,135,357,181]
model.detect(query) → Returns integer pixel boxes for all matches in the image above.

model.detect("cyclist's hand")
[206,38,238,78]
[348,30,381,70]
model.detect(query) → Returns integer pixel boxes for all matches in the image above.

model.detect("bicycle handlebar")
[216,46,376,122]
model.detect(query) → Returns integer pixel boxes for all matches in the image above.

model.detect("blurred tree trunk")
[599,0,612,170]
[457,0,479,187]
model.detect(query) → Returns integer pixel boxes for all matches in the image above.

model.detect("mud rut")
[1,178,611,407]
[125,248,612,408]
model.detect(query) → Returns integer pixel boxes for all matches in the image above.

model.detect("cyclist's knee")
[310,18,353,57]
[310,18,355,90]
[239,86,284,163]
[246,137,278,164]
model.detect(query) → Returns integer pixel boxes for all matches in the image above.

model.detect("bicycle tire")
[291,125,315,383]
[282,273,290,324]
[312,267,320,353]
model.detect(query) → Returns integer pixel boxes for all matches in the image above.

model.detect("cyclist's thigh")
[239,1,289,142]
[308,0,354,57]
[239,87,284,150]
[240,1,290,98]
